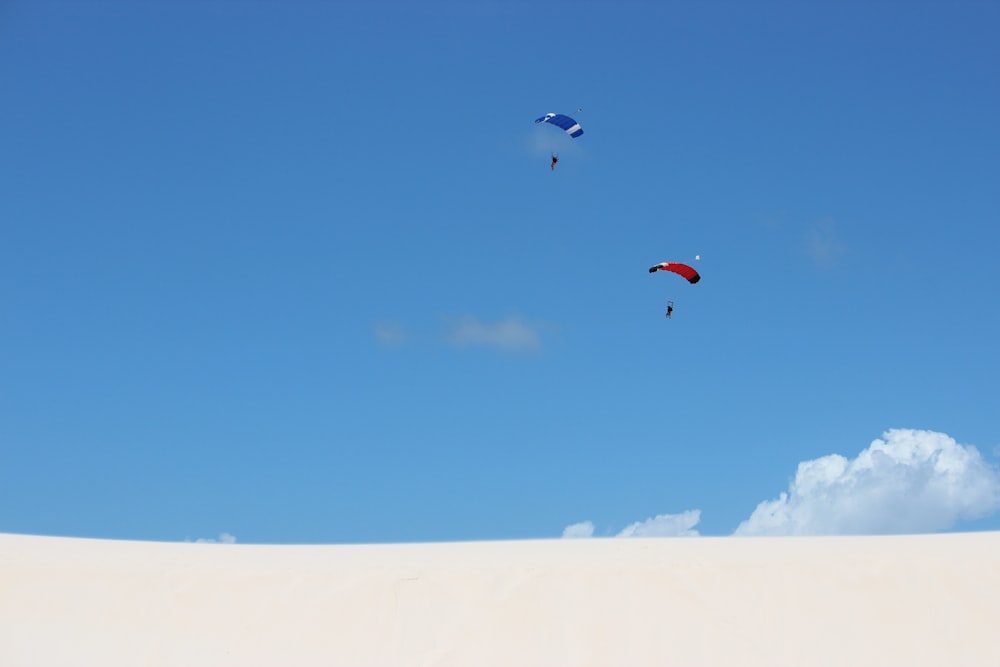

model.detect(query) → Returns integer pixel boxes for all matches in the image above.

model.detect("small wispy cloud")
[562,521,595,538]
[562,511,701,539]
[446,315,544,352]
[373,320,407,347]
[563,429,1000,538]
[805,217,846,268]
[191,532,237,544]
[616,510,701,537]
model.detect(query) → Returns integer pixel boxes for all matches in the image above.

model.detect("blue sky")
[2,0,999,544]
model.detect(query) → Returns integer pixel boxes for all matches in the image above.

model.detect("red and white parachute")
[648,262,701,284]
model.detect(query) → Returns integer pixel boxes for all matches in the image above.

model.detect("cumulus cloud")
[446,316,544,352]
[561,430,1000,539]
[735,429,1000,536]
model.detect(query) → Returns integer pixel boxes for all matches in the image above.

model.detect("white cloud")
[193,532,237,544]
[561,430,1000,539]
[562,521,595,538]
[616,510,701,537]
[446,316,543,352]
[373,320,407,346]
[805,217,845,268]
[735,429,1000,536]
[561,511,701,539]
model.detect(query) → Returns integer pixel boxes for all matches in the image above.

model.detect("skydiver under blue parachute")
[535,112,582,171]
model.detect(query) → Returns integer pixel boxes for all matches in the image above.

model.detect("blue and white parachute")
[534,113,583,138]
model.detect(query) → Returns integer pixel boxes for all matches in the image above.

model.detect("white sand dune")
[2,531,999,666]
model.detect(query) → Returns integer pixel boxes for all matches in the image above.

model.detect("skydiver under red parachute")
[649,261,700,319]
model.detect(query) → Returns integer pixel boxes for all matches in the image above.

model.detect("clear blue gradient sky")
[2,0,999,543]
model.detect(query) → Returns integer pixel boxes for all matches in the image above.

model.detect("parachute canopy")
[649,262,701,284]
[535,113,583,138]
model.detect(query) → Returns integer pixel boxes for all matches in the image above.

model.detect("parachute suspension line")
[535,112,582,171]
[649,262,700,320]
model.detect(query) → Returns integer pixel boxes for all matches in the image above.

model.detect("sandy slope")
[2,531,998,666]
